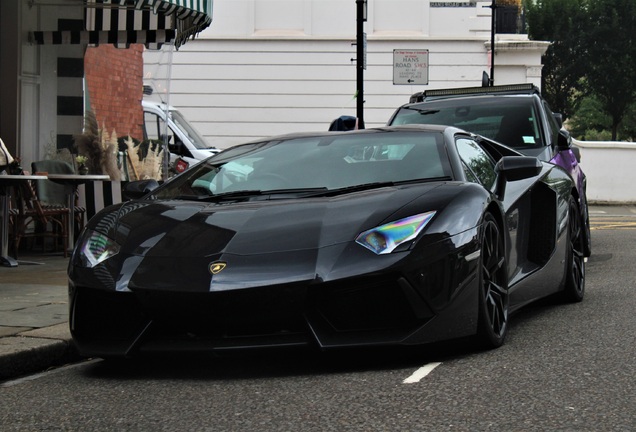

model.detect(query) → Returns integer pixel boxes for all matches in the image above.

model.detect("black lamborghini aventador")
[68,125,586,358]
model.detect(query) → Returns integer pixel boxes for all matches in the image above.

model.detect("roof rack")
[409,83,539,103]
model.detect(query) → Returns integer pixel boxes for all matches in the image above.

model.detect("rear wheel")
[580,193,592,257]
[561,196,586,303]
[476,213,509,349]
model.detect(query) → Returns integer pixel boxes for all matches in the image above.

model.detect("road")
[1,208,635,431]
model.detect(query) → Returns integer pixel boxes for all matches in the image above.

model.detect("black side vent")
[528,184,557,266]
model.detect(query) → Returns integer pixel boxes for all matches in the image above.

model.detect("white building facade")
[144,0,550,149]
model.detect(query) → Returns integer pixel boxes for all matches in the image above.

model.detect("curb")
[0,324,82,380]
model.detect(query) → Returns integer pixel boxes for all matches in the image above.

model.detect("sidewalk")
[0,251,80,380]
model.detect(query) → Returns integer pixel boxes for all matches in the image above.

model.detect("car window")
[170,110,211,149]
[542,101,561,147]
[144,111,175,144]
[154,131,454,198]
[391,97,544,149]
[462,160,480,184]
[456,138,497,189]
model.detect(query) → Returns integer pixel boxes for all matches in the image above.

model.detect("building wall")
[13,0,86,166]
[0,1,20,159]
[85,45,144,141]
[144,0,548,149]
[575,140,636,204]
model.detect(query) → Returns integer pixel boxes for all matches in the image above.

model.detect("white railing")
[574,139,636,204]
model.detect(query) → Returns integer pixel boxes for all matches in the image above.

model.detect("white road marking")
[589,210,606,214]
[403,362,442,384]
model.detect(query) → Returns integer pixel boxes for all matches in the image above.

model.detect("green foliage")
[583,0,636,140]
[621,104,636,142]
[569,95,636,142]
[568,95,611,140]
[525,0,636,141]
[524,0,587,119]
[583,129,613,142]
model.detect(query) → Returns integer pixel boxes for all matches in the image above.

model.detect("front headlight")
[355,211,436,255]
[75,229,121,268]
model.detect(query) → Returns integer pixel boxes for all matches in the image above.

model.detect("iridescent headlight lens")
[76,230,121,268]
[356,211,436,255]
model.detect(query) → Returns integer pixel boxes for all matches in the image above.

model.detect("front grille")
[313,274,430,332]
[136,284,309,341]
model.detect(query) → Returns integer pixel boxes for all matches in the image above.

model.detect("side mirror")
[123,179,160,200]
[168,141,183,154]
[556,129,572,151]
[556,130,583,163]
[494,156,542,199]
[495,156,542,181]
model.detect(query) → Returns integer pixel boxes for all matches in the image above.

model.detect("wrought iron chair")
[10,179,70,257]
[31,160,86,236]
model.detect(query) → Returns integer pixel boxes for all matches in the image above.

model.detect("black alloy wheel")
[562,196,586,303]
[477,213,509,349]
[581,193,592,257]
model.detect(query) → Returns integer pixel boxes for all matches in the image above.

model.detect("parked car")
[387,83,591,257]
[142,100,220,174]
[68,125,586,358]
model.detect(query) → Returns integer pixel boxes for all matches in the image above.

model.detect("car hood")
[111,184,446,258]
[81,182,476,292]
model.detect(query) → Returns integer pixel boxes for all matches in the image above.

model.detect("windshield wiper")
[402,107,440,115]
[266,187,329,195]
[307,178,454,197]
[177,188,330,201]
[324,181,397,195]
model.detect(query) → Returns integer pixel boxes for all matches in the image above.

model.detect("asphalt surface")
[0,204,634,381]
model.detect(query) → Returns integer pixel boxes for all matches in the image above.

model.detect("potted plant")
[75,155,89,175]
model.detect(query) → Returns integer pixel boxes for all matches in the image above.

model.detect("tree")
[526,0,636,140]
[567,94,612,140]
[583,0,636,140]
[524,0,587,120]
[569,96,636,142]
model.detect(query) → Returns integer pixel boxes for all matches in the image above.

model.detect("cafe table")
[0,174,47,267]
[46,174,111,253]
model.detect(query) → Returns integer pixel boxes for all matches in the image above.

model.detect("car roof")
[408,83,541,103]
[242,124,458,144]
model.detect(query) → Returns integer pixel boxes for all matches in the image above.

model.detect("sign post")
[393,49,429,85]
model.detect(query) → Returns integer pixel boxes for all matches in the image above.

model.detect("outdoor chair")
[31,160,86,236]
[9,179,69,257]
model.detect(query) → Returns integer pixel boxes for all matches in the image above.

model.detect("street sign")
[393,49,429,85]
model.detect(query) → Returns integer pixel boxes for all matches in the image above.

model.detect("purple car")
[387,83,591,257]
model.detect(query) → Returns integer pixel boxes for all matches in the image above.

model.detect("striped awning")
[30,0,213,50]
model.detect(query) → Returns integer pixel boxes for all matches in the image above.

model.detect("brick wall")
[84,45,144,141]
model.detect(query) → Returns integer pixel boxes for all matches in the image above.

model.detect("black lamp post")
[356,0,366,129]
[489,0,497,86]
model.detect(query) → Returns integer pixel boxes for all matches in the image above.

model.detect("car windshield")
[153,130,452,199]
[170,110,213,150]
[390,97,544,149]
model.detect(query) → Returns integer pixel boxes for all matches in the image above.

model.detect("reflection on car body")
[388,83,591,257]
[68,125,586,359]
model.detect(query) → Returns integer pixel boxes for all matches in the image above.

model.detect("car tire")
[561,196,586,303]
[580,193,592,257]
[476,212,509,349]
